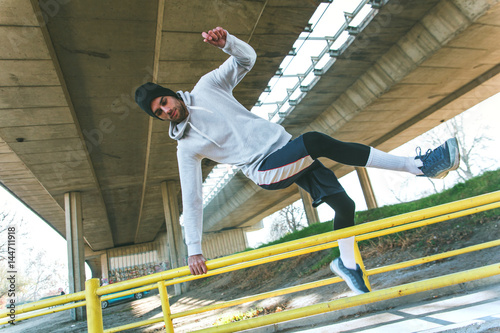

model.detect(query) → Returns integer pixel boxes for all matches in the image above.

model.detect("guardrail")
[1,191,499,332]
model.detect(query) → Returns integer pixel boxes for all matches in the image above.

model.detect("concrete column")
[202,228,248,259]
[101,253,109,285]
[64,191,86,320]
[355,167,378,210]
[299,187,320,225]
[86,258,101,279]
[161,181,188,294]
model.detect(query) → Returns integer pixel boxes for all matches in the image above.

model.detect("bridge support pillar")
[299,187,320,225]
[86,258,101,279]
[64,191,86,320]
[161,181,188,295]
[101,252,109,284]
[355,168,378,210]
[202,228,248,260]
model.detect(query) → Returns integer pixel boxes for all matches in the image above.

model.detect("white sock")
[365,147,423,175]
[338,236,357,270]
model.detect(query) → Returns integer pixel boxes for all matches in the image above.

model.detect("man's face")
[150,96,189,123]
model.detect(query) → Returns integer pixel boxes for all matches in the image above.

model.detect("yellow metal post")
[158,281,174,333]
[85,278,104,333]
[353,238,371,291]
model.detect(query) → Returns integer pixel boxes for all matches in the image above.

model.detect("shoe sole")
[330,260,366,295]
[434,138,460,179]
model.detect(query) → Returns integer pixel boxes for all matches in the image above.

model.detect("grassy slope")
[249,169,500,272]
[255,169,500,248]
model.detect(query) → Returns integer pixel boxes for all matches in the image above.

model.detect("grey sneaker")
[416,138,460,179]
[330,258,369,295]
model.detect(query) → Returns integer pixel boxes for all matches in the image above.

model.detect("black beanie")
[135,82,178,119]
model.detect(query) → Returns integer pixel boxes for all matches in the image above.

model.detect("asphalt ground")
[242,275,500,333]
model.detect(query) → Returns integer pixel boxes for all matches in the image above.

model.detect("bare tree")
[428,112,493,178]
[19,250,67,302]
[386,111,495,203]
[0,266,32,303]
[443,115,494,181]
[1,210,30,270]
[1,247,67,303]
[270,202,306,241]
[1,209,67,303]
[0,210,31,303]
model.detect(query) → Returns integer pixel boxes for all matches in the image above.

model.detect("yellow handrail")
[0,291,85,319]
[94,191,500,296]
[1,190,498,332]
[194,263,500,333]
[0,301,86,325]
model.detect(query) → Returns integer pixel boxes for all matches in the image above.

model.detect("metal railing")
[1,191,499,332]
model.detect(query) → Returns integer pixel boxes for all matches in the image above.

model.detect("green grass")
[356,168,500,223]
[253,169,500,250]
[254,221,329,249]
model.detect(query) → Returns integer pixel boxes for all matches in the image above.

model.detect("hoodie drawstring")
[186,106,221,147]
[170,101,222,147]
[188,122,222,148]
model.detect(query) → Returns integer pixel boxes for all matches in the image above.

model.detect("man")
[135,27,460,294]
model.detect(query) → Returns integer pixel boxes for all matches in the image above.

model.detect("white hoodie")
[169,32,292,256]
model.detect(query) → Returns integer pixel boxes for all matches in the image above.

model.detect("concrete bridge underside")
[0,0,499,272]
[202,0,500,232]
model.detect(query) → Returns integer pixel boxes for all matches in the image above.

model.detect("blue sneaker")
[416,138,460,179]
[330,258,370,295]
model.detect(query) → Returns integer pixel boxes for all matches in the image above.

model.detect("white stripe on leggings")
[257,155,315,186]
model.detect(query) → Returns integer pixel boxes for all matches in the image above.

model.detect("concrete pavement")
[244,275,500,333]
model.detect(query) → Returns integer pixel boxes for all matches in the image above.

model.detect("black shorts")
[257,134,345,206]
